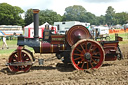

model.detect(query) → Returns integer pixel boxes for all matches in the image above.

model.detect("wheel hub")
[84,52,91,60]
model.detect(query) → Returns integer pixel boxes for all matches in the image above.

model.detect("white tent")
[24,22,57,38]
[24,22,42,38]
[39,22,50,28]
[39,22,57,34]
[24,22,34,29]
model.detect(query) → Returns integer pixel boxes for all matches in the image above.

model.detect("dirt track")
[0,43,128,85]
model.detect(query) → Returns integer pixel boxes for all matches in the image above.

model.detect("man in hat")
[2,36,9,49]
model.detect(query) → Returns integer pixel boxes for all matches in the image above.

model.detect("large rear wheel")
[71,39,105,70]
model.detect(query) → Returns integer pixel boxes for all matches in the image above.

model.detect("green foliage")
[105,6,115,26]
[24,9,33,26]
[63,5,87,22]
[25,9,62,25]
[39,9,62,25]
[0,3,24,26]
[63,5,100,25]
[85,12,98,25]
[97,6,128,25]
[113,12,128,25]
[1,3,128,26]
[97,15,106,25]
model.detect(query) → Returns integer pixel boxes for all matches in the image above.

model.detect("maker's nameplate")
[52,38,65,41]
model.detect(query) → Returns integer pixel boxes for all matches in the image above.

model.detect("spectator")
[124,24,127,32]
[2,36,9,49]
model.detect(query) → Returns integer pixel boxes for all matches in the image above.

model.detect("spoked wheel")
[8,50,32,72]
[71,39,105,70]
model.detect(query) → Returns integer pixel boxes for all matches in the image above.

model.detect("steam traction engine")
[7,9,123,72]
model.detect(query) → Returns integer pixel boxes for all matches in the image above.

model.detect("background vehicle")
[91,26,110,41]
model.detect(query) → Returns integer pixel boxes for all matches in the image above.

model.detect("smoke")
[81,0,125,3]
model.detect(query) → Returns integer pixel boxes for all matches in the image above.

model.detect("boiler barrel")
[39,42,66,53]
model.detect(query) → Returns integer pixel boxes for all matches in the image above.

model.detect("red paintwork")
[17,46,23,62]
[66,25,92,46]
[40,42,66,53]
[101,42,118,61]
[8,47,32,72]
[71,40,104,70]
[51,35,65,44]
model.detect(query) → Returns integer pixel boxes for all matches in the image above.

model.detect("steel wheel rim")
[8,51,32,72]
[71,39,105,70]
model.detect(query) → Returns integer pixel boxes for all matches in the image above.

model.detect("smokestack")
[33,9,40,40]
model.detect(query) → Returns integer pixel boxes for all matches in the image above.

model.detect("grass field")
[0,39,33,58]
[0,40,17,52]
[109,32,128,40]
[0,33,127,58]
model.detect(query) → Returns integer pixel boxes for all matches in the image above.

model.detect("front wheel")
[71,39,105,70]
[8,50,32,72]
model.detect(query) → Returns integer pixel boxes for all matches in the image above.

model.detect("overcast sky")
[0,0,128,16]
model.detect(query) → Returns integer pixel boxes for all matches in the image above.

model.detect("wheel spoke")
[91,58,98,64]
[84,61,89,69]
[88,44,92,52]
[74,57,82,61]
[74,53,84,56]
[81,62,85,69]
[76,48,82,53]
[85,42,87,51]
[12,56,18,61]
[80,44,86,53]
[77,60,83,66]
[90,62,94,68]
[91,46,97,52]
[92,52,100,55]
[13,54,19,61]
[92,56,100,59]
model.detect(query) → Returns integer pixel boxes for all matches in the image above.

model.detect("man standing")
[124,24,127,32]
[2,36,9,49]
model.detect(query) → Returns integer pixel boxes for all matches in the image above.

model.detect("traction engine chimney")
[33,9,40,40]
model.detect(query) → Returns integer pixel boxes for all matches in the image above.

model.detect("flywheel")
[66,25,92,46]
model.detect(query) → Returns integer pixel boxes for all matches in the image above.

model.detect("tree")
[39,9,62,25]
[0,3,24,26]
[105,6,115,26]
[97,15,106,25]
[113,12,128,25]
[85,12,98,25]
[24,9,33,26]
[13,6,25,26]
[63,5,87,22]
[25,9,62,25]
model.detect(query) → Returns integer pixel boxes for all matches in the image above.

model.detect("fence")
[109,28,128,34]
